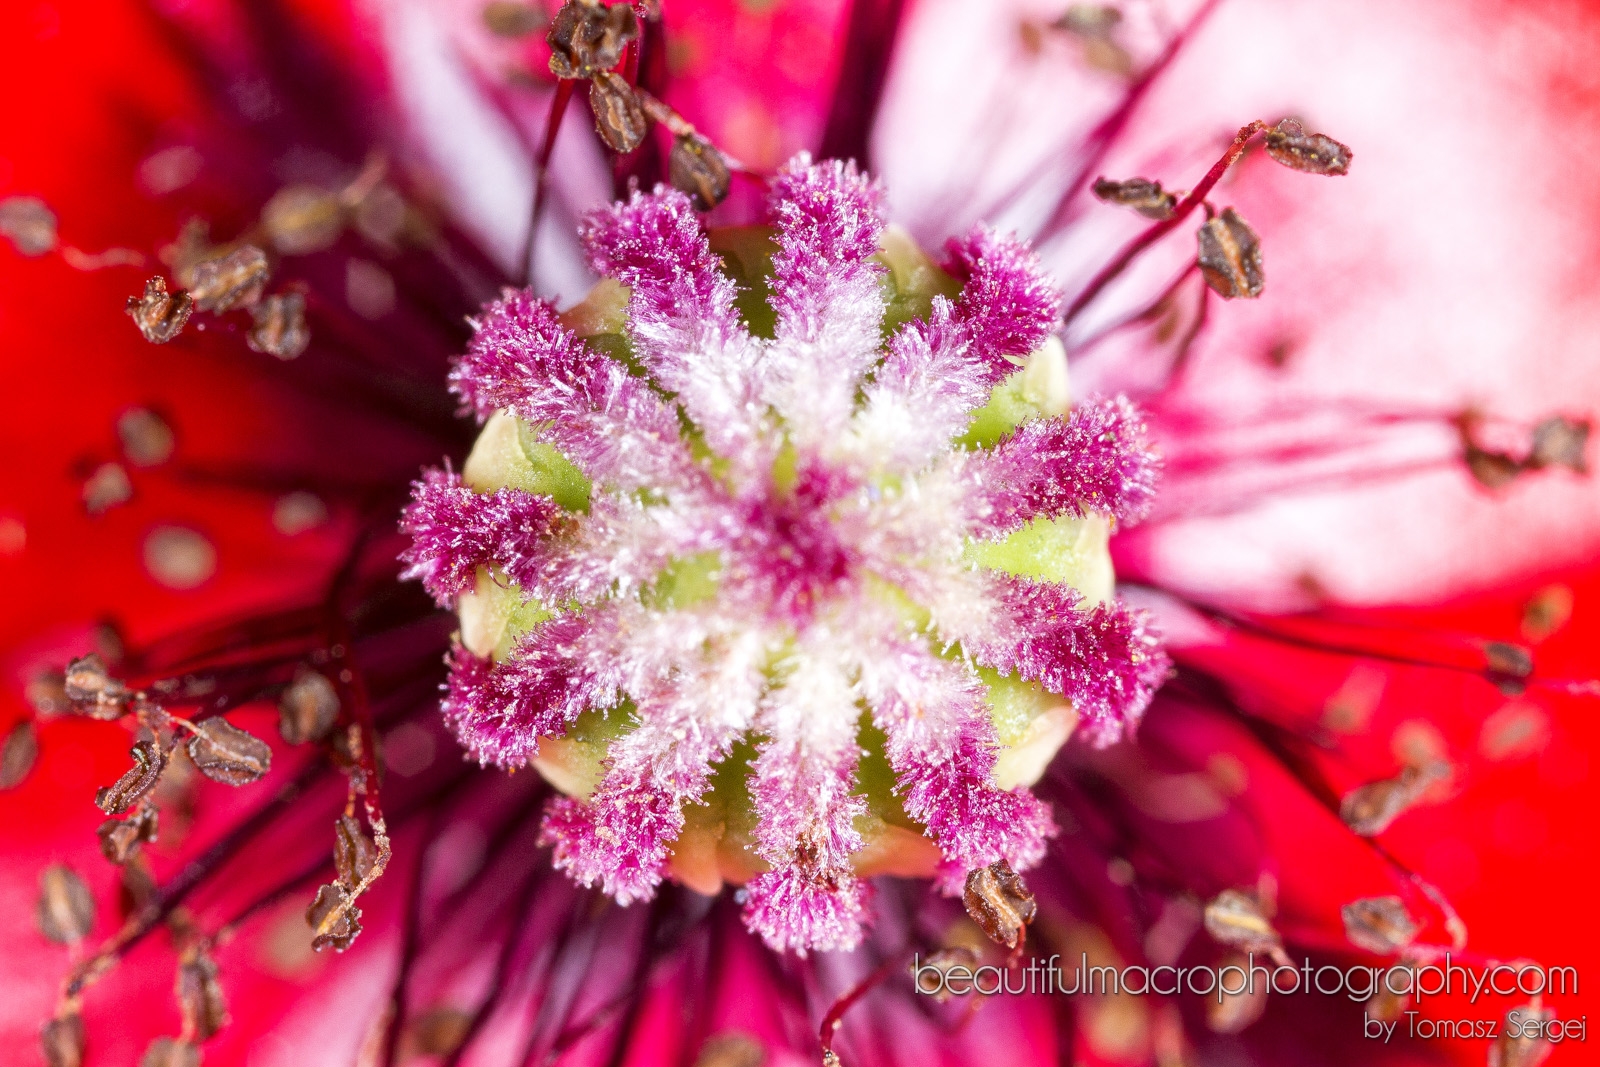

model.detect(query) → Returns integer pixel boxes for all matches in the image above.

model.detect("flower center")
[402,155,1167,953]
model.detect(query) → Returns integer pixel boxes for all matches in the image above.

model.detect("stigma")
[400,155,1167,953]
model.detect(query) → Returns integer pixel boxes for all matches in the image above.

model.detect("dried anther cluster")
[1089,118,1352,306]
[123,153,411,354]
[543,0,733,209]
[35,649,390,1066]
[404,155,1169,953]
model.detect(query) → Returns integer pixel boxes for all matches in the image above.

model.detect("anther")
[247,291,310,360]
[1527,415,1589,473]
[176,946,229,1041]
[1340,760,1448,836]
[546,0,638,80]
[482,0,545,37]
[1262,119,1352,176]
[1340,896,1418,955]
[126,276,194,344]
[183,718,272,785]
[1203,888,1285,959]
[1092,177,1178,220]
[278,667,340,745]
[97,801,160,864]
[669,134,733,210]
[963,859,1037,949]
[589,71,649,153]
[0,195,58,256]
[36,864,95,945]
[95,739,167,816]
[1196,208,1263,299]
[0,720,38,789]
[188,245,270,313]
[63,654,130,718]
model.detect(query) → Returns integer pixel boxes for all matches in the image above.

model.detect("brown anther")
[1262,118,1352,176]
[352,184,408,245]
[306,882,363,951]
[334,813,379,890]
[1052,3,1122,37]
[1341,896,1418,955]
[1521,585,1574,643]
[910,947,980,1003]
[589,70,650,153]
[140,1037,200,1067]
[188,244,270,313]
[962,859,1036,949]
[40,1013,86,1067]
[1339,760,1449,836]
[82,462,133,515]
[1366,960,1414,1022]
[64,654,130,718]
[691,1032,766,1067]
[1,719,38,789]
[118,408,176,467]
[1092,176,1178,220]
[161,218,216,283]
[1464,443,1522,489]
[98,801,160,864]
[1197,208,1263,299]
[37,864,96,945]
[1484,641,1534,680]
[483,0,546,37]
[177,946,229,1041]
[547,0,638,79]
[120,856,159,918]
[95,739,167,815]
[1527,415,1589,473]
[1206,950,1268,1033]
[27,672,71,717]
[278,667,340,745]
[670,133,733,211]
[1202,888,1282,954]
[261,185,344,255]
[185,718,272,785]
[126,276,194,344]
[1489,1005,1556,1067]
[246,291,311,360]
[1049,5,1132,74]
[410,1007,475,1056]
[0,195,58,256]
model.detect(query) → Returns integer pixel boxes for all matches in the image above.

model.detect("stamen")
[125,276,194,343]
[1196,207,1263,299]
[962,859,1037,949]
[0,719,38,788]
[0,195,58,255]
[1092,176,1178,220]
[1341,896,1419,955]
[36,864,95,945]
[1340,760,1448,836]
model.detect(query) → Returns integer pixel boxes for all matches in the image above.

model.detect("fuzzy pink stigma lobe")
[405,156,1166,953]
